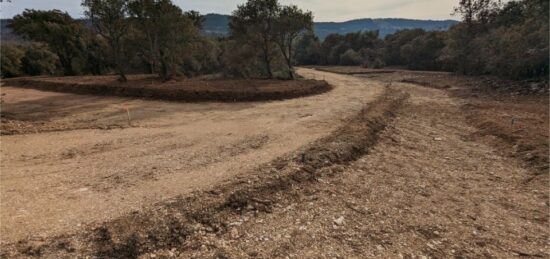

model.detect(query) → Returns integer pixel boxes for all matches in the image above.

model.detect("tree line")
[294,0,548,80]
[1,0,548,81]
[1,0,312,81]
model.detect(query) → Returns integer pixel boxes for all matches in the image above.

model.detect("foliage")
[4,0,547,83]
[339,49,362,66]
[1,44,24,78]
[82,0,132,81]
[21,43,59,76]
[229,0,280,78]
[128,0,200,81]
[399,31,445,70]
[360,48,385,68]
[273,5,313,78]
[383,29,426,66]
[443,0,549,79]
[10,9,88,75]
[294,32,322,65]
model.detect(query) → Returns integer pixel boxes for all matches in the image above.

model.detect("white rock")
[333,216,345,226]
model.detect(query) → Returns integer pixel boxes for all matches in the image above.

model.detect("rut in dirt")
[1,87,408,259]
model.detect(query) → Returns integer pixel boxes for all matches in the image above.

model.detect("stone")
[333,216,345,226]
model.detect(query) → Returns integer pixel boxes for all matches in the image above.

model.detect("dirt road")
[168,82,548,258]
[1,69,547,258]
[0,68,383,243]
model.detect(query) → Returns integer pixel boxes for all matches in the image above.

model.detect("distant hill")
[200,14,458,39]
[314,18,458,39]
[1,14,458,42]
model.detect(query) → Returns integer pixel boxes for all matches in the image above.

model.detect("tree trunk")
[263,37,273,78]
[59,55,75,76]
[117,69,127,82]
[278,37,294,80]
[159,50,172,82]
[287,39,294,79]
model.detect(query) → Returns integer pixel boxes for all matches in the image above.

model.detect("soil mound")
[3,75,332,103]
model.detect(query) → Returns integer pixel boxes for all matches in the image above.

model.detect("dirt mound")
[3,75,332,103]
[309,66,398,75]
[0,87,408,258]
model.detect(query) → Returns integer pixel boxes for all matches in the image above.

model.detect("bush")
[21,43,59,76]
[1,44,25,78]
[339,49,362,66]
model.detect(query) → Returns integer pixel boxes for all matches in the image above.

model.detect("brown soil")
[1,68,548,258]
[0,68,384,245]
[3,75,331,103]
[308,65,399,75]
[1,84,407,259]
[387,72,549,177]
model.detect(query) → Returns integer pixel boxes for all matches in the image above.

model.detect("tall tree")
[10,9,87,75]
[82,0,131,82]
[128,0,199,81]
[273,5,313,79]
[230,0,280,78]
[453,0,500,26]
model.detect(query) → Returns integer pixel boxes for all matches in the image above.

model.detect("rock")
[333,216,345,226]
[230,228,240,239]
[433,137,443,141]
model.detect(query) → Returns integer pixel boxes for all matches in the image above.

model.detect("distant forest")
[1,0,548,82]
[1,15,458,41]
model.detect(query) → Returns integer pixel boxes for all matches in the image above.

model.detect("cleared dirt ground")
[0,68,383,244]
[1,68,548,258]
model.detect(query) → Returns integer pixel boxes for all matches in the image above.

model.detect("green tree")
[294,31,322,65]
[128,0,199,80]
[83,35,111,75]
[184,10,205,29]
[1,44,24,78]
[82,0,131,82]
[10,9,87,75]
[399,31,445,70]
[383,29,426,66]
[229,0,280,78]
[273,5,313,79]
[339,49,361,66]
[21,43,59,76]
[453,0,500,26]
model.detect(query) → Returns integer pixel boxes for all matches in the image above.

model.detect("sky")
[0,0,460,21]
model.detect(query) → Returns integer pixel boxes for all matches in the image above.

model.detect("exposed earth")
[3,75,330,104]
[0,68,548,258]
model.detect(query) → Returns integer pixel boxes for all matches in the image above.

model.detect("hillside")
[1,14,457,42]
[201,14,458,39]
[314,18,458,39]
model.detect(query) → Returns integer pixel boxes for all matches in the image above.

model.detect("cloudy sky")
[0,0,460,21]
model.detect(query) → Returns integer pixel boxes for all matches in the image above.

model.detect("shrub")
[1,44,24,78]
[339,49,362,66]
[21,43,59,76]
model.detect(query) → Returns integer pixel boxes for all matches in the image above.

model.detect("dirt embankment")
[0,87,408,258]
[2,75,331,103]
[397,74,549,177]
[308,66,398,75]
